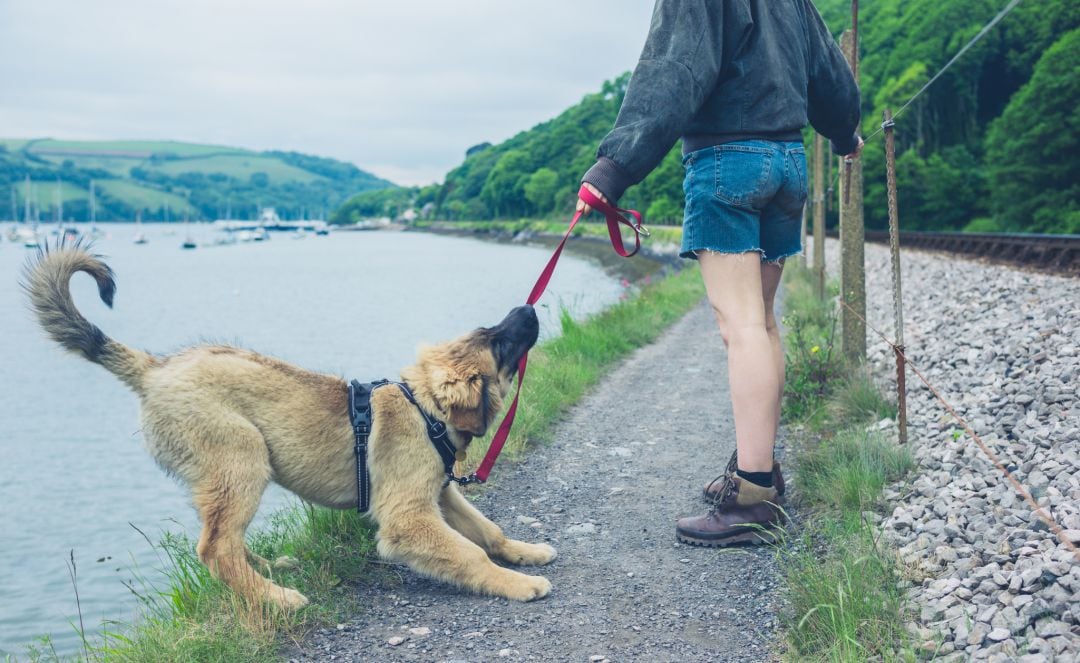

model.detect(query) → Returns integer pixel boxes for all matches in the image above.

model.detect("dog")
[24,243,556,609]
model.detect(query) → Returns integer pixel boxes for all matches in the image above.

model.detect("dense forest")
[0,139,392,222]
[336,0,1078,234]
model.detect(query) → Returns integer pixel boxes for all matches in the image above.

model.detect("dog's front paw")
[499,540,558,566]
[502,573,551,602]
[271,555,300,570]
[268,586,310,611]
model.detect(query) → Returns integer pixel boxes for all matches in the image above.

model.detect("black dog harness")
[348,379,474,513]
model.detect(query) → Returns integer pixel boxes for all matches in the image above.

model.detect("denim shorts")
[680,140,808,263]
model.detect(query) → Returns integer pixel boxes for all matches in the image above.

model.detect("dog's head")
[404,305,539,439]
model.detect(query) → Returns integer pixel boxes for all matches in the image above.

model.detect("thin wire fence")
[837,299,1080,564]
[818,0,1080,562]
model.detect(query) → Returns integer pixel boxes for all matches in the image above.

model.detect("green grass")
[24,139,246,158]
[0,138,31,151]
[777,263,916,662]
[95,180,198,214]
[422,218,685,249]
[13,180,88,208]
[37,154,143,178]
[781,262,843,425]
[50,501,381,663]
[143,155,321,183]
[781,514,911,662]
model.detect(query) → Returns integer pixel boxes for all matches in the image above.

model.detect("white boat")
[15,176,40,248]
[133,211,148,245]
[13,226,40,248]
[181,214,196,249]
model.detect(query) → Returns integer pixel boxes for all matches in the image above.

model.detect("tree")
[480,150,533,217]
[985,28,1080,233]
[524,168,560,214]
[645,197,682,225]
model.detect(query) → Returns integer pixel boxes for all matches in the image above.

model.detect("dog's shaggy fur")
[24,244,555,608]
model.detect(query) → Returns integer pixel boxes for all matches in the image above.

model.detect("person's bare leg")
[698,251,777,473]
[761,260,786,428]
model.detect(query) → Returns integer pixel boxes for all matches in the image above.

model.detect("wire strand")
[864,0,1025,141]
[837,299,1080,563]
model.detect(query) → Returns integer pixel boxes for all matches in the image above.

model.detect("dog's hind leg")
[189,421,309,610]
[377,507,551,602]
[439,485,557,566]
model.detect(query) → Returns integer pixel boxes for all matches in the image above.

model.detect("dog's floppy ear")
[431,363,488,435]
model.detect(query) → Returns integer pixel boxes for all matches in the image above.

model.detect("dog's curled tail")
[23,241,157,391]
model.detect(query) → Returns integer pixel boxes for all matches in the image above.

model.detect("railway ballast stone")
[823,240,1080,660]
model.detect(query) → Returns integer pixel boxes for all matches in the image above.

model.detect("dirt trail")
[287,300,785,662]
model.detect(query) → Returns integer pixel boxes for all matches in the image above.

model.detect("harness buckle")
[430,420,446,437]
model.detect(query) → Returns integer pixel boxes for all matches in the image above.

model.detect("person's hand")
[575,182,608,217]
[845,136,864,159]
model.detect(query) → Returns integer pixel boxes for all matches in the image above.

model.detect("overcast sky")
[0,1,655,186]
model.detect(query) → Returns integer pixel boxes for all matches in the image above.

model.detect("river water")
[0,224,624,656]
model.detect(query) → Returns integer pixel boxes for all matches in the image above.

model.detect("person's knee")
[725,321,771,347]
[764,312,779,337]
[710,307,732,346]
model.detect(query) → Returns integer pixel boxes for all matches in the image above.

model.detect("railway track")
[837,230,1080,276]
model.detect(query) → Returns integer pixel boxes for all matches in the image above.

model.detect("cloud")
[0,0,655,185]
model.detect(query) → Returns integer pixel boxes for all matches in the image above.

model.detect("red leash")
[467,185,648,483]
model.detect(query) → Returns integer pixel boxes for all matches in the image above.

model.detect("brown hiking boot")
[677,473,784,547]
[702,451,785,501]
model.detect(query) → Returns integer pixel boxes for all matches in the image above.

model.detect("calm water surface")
[0,224,623,656]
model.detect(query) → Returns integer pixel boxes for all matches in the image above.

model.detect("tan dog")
[25,244,556,609]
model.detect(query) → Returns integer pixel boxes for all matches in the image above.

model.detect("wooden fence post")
[813,132,826,300]
[839,28,866,362]
[883,108,909,444]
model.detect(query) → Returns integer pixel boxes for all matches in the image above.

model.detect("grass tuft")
[87,503,379,662]
[782,518,910,662]
[828,368,898,427]
[777,262,916,662]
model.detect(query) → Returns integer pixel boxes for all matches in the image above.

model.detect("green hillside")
[0,138,394,222]
[337,0,1079,234]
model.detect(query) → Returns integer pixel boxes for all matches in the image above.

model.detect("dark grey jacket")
[583,0,861,203]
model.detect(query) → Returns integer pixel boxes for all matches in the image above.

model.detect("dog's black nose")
[511,305,538,324]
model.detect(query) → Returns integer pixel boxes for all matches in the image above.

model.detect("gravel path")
[285,300,785,663]
[827,241,1080,661]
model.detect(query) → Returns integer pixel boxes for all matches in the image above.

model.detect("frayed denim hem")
[680,247,772,262]
[763,248,802,265]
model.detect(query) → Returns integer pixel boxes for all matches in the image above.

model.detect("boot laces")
[707,471,736,509]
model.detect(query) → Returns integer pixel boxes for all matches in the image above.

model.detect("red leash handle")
[471,185,647,483]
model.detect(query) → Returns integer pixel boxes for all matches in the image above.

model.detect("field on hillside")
[21,138,237,157]
[145,154,320,183]
[1,138,392,221]
[96,180,198,214]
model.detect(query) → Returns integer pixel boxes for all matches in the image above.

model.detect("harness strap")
[350,378,474,512]
[348,378,391,512]
[391,381,464,483]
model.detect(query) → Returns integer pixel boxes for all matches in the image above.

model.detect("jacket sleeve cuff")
[582,157,633,205]
[831,133,860,156]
